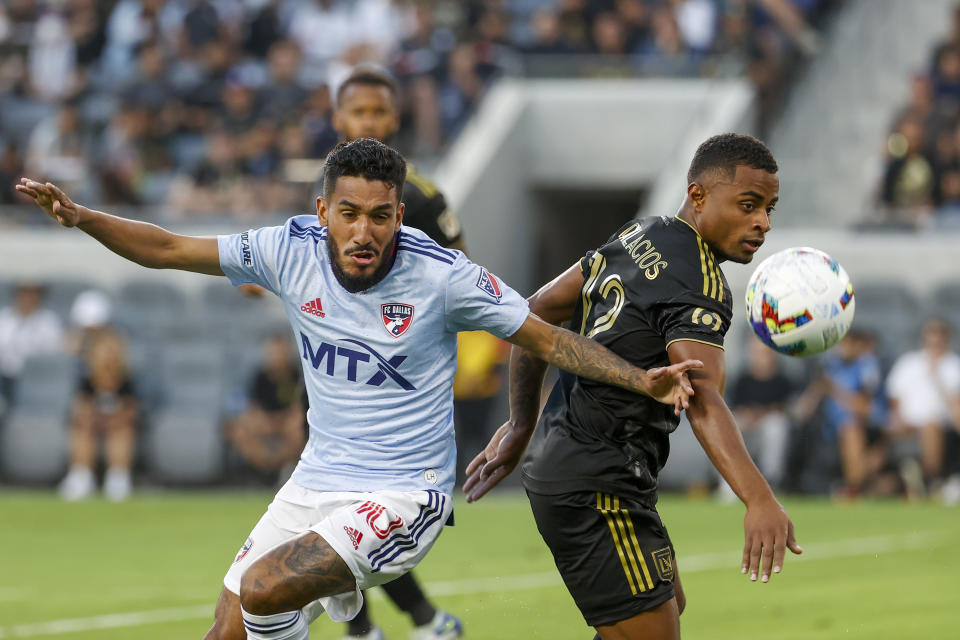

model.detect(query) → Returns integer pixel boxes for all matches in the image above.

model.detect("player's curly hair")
[321,138,406,202]
[686,133,778,184]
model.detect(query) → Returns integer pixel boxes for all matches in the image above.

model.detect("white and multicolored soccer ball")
[745,247,855,357]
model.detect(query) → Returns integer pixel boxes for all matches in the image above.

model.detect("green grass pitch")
[0,490,957,639]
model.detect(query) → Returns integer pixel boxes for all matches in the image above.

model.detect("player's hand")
[644,359,703,415]
[742,497,802,583]
[15,179,83,227]
[463,421,531,503]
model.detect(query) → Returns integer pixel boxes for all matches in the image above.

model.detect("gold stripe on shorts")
[597,493,648,594]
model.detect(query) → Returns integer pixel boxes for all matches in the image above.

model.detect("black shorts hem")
[584,585,676,628]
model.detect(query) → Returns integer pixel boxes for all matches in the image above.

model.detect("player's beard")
[326,234,397,293]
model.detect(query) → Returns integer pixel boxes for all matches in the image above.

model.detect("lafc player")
[465,133,802,639]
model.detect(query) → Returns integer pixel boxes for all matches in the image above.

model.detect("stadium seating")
[145,411,226,484]
[846,280,921,357]
[931,282,960,330]
[0,355,75,483]
[0,410,69,483]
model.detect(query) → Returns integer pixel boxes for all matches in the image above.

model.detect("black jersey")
[401,164,463,249]
[522,216,733,507]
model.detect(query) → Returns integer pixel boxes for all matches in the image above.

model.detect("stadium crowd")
[878,1,960,228]
[0,0,835,221]
[1,279,958,505]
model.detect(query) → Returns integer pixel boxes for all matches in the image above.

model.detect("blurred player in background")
[333,64,465,253]
[465,133,802,640]
[16,137,701,640]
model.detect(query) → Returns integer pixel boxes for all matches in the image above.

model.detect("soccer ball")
[745,247,855,357]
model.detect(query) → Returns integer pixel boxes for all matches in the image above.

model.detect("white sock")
[241,608,309,639]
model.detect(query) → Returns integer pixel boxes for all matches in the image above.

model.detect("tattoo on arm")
[544,326,647,395]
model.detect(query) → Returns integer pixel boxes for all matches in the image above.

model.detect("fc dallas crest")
[381,303,414,338]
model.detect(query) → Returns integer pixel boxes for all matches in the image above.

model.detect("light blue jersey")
[219,216,529,495]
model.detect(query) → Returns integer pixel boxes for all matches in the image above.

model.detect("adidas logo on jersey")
[344,526,363,550]
[301,298,326,318]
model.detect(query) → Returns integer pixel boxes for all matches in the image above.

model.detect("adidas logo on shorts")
[344,526,363,550]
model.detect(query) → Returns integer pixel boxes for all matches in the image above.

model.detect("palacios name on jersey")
[617,223,668,280]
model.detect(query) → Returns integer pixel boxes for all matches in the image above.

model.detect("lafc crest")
[651,547,674,582]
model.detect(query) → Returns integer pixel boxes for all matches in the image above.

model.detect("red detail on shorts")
[344,526,364,550]
[356,501,405,539]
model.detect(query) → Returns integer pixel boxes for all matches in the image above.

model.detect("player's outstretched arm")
[507,314,702,411]
[667,339,802,584]
[15,179,223,275]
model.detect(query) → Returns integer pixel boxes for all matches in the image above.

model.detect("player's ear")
[688,182,706,211]
[332,109,344,134]
[395,201,405,227]
[316,196,329,225]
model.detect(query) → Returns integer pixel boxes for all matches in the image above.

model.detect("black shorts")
[526,489,676,627]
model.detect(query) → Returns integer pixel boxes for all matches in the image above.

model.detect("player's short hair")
[686,133,778,184]
[321,138,406,202]
[336,64,399,107]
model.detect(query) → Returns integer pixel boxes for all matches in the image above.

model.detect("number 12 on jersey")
[580,253,625,339]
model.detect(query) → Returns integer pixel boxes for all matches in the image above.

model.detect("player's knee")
[239,567,275,616]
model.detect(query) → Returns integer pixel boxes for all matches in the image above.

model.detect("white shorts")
[224,480,452,622]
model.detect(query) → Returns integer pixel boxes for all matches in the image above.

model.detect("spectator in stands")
[0,0,839,219]
[932,45,960,106]
[0,282,64,412]
[27,10,79,102]
[880,115,936,224]
[65,288,114,359]
[808,329,888,496]
[257,39,308,123]
[0,143,25,204]
[98,100,151,205]
[524,8,579,56]
[673,0,719,55]
[25,97,97,204]
[885,318,960,497]
[58,329,138,502]
[721,337,796,495]
[392,2,452,155]
[224,333,306,486]
[937,164,960,219]
[166,128,254,217]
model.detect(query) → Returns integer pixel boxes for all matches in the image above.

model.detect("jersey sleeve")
[656,289,732,350]
[217,223,290,295]
[444,257,529,338]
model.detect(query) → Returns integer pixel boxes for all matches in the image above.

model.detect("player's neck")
[675,204,700,235]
